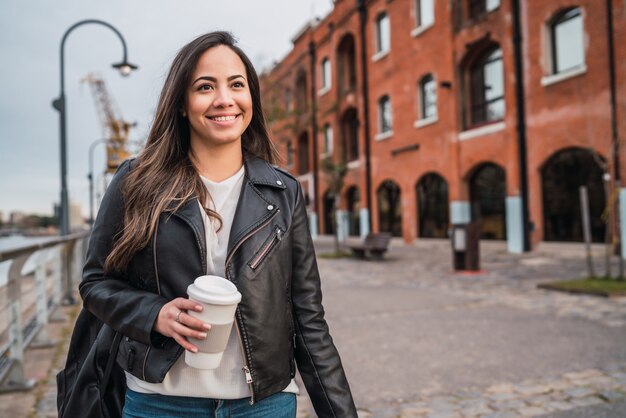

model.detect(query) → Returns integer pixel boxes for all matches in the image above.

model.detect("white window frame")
[374,13,391,57]
[319,58,332,95]
[417,74,438,122]
[322,124,333,156]
[376,95,393,140]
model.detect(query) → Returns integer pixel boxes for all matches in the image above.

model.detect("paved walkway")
[1,238,624,417]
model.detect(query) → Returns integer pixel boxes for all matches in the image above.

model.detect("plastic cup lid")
[187,275,241,305]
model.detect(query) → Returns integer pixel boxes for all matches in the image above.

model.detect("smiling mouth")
[207,115,239,122]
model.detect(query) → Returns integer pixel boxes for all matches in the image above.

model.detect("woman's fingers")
[154,298,212,352]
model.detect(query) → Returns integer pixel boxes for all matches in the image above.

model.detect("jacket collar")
[243,157,287,190]
[170,156,286,271]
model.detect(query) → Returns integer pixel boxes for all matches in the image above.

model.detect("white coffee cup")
[185,275,241,369]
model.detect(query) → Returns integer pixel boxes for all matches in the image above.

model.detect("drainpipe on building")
[511,0,531,252]
[605,0,624,274]
[309,40,320,235]
[358,0,373,233]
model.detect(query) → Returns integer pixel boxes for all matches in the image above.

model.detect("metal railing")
[0,232,88,392]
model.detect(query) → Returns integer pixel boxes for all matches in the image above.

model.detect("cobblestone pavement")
[10,238,625,417]
[295,239,626,417]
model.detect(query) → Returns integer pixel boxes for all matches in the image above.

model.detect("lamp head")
[112,61,138,77]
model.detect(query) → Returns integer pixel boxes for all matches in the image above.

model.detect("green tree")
[320,155,348,254]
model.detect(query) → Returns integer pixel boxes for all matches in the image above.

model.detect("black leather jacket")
[80,157,357,417]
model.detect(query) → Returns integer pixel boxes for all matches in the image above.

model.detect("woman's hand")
[154,298,211,352]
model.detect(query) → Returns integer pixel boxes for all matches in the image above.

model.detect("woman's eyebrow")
[192,74,246,84]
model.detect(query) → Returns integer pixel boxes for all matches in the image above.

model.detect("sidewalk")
[1,238,625,417]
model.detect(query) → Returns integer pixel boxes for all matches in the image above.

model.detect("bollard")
[0,254,36,393]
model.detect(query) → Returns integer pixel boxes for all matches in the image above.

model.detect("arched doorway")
[323,190,335,235]
[377,180,402,237]
[541,148,605,242]
[341,108,359,163]
[416,173,449,238]
[346,186,360,236]
[469,163,506,240]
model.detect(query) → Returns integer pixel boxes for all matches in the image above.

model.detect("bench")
[346,232,392,260]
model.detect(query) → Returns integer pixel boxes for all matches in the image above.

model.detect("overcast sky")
[0,0,334,219]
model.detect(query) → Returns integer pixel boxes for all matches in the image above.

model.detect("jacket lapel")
[227,157,286,258]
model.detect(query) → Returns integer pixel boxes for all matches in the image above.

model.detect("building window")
[323,124,333,155]
[321,58,331,90]
[549,8,584,74]
[468,47,504,127]
[285,88,293,112]
[378,95,393,133]
[416,0,434,28]
[295,71,308,112]
[468,0,500,19]
[419,74,437,120]
[337,34,357,96]
[375,13,391,54]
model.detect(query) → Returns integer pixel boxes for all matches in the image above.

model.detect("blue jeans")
[122,388,297,418]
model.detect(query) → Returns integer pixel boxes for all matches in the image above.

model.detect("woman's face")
[184,45,253,151]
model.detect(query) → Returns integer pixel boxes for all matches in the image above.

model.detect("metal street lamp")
[52,19,137,304]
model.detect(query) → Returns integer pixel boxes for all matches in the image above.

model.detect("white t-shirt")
[126,165,298,398]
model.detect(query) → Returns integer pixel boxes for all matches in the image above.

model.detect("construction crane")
[82,73,135,173]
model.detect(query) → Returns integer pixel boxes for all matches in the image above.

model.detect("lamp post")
[52,19,138,304]
[88,139,108,226]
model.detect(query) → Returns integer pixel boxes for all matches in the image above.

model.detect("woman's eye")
[198,84,213,91]
[232,81,245,88]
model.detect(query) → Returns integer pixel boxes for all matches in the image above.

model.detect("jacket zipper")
[233,320,255,404]
[248,226,283,269]
[225,208,280,405]
[143,220,162,381]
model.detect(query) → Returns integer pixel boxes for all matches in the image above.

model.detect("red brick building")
[261,0,625,253]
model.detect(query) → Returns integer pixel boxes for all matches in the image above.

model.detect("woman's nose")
[213,87,234,107]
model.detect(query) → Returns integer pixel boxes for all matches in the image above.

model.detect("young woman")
[80,31,357,417]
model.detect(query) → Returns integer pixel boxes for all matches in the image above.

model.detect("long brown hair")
[105,31,278,273]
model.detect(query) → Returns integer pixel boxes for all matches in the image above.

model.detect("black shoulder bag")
[56,309,126,418]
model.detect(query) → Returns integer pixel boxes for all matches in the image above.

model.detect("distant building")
[261,0,625,252]
[9,211,25,226]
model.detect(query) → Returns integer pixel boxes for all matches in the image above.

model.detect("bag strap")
[102,331,122,390]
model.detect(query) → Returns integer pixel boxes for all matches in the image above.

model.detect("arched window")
[415,0,434,28]
[337,34,357,96]
[418,74,437,120]
[467,47,504,127]
[549,8,584,75]
[375,13,391,54]
[378,95,393,134]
